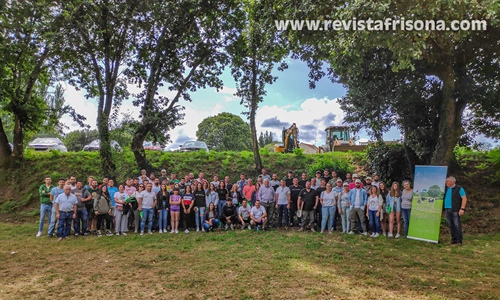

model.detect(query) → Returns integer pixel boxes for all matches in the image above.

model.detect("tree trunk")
[12,115,24,168]
[0,118,12,168]
[132,124,152,173]
[97,111,115,178]
[250,58,263,172]
[431,67,464,166]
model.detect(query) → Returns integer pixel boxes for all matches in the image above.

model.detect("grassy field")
[0,223,499,300]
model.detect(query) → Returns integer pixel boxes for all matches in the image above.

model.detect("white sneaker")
[140,231,144,236]
[311,228,316,233]
[383,232,387,237]
[230,224,234,230]
[248,225,251,230]
[116,232,120,236]
[224,224,229,230]
[175,230,179,233]
[201,228,205,232]
[36,231,42,237]
[320,230,324,234]
[121,232,127,236]
[148,230,153,235]
[184,229,189,234]
[170,230,174,233]
[196,228,200,232]
[388,233,393,238]
[362,232,368,236]
[395,233,401,239]
[348,231,354,235]
[159,229,163,234]
[374,233,379,238]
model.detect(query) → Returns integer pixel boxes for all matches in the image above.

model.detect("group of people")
[36,167,467,245]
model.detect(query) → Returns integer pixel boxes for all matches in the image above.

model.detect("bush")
[366,142,410,183]
[306,153,354,179]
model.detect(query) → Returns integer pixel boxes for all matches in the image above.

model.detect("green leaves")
[196,113,252,151]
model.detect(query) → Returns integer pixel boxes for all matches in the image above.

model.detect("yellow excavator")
[274,123,299,153]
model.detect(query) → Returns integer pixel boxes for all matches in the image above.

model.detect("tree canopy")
[196,113,252,151]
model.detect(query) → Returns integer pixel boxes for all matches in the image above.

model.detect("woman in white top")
[366,186,383,237]
[113,184,129,235]
[320,183,336,234]
[338,182,351,233]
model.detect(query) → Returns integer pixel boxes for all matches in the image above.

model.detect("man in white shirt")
[250,200,267,231]
[139,182,157,235]
[238,200,252,230]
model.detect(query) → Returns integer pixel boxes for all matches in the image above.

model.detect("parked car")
[179,141,209,153]
[143,141,162,151]
[83,139,122,152]
[27,137,67,152]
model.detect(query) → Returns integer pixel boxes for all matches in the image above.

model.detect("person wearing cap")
[372,174,381,188]
[285,171,294,187]
[364,177,373,192]
[159,169,168,183]
[348,179,368,235]
[348,174,364,190]
[338,182,351,233]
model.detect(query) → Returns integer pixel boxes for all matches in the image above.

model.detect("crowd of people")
[36,167,467,245]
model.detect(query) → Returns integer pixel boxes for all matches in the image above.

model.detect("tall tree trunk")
[97,108,115,178]
[12,115,24,168]
[132,124,152,172]
[0,118,12,168]
[431,67,464,166]
[250,58,263,172]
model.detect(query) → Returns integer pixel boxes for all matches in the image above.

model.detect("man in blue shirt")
[444,176,467,246]
[48,178,66,237]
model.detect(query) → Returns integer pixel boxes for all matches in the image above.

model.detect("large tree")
[284,0,499,166]
[229,0,288,171]
[196,113,252,151]
[127,0,241,171]
[0,1,69,167]
[59,0,140,177]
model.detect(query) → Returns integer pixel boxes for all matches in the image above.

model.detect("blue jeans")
[277,204,289,227]
[445,209,463,243]
[218,201,226,219]
[158,208,168,230]
[368,210,381,233]
[57,211,73,238]
[203,218,219,230]
[401,208,411,236]
[73,209,88,234]
[48,205,57,236]
[140,208,154,232]
[38,203,53,233]
[340,206,350,233]
[195,207,205,230]
[321,206,335,231]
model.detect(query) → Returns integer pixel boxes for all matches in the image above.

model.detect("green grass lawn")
[0,223,499,300]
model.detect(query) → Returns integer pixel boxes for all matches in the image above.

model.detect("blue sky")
[413,166,448,192]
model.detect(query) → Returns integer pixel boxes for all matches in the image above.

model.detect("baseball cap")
[336,178,343,182]
[316,170,321,174]
[352,173,359,178]
[161,169,166,173]
[355,179,361,183]
[343,182,348,186]
[366,177,373,181]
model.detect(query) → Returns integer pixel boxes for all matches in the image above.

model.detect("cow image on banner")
[407,165,448,243]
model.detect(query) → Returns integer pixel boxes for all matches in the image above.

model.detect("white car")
[27,138,67,152]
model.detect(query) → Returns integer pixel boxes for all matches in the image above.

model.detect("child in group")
[169,188,181,233]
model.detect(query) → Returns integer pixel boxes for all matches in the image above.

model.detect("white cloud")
[256,97,346,146]
[217,86,238,102]
[59,83,98,132]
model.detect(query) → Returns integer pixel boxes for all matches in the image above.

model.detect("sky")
[59,58,492,150]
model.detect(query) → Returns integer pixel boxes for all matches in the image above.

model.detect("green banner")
[407,165,448,243]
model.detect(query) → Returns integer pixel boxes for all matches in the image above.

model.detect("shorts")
[86,205,95,218]
[387,198,401,213]
[170,205,180,213]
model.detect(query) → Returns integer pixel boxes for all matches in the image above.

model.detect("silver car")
[179,141,209,153]
[27,138,68,152]
[83,139,122,152]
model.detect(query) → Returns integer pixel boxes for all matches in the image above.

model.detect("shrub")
[306,153,353,179]
[366,142,411,183]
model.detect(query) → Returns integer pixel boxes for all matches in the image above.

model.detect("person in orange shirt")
[242,178,256,203]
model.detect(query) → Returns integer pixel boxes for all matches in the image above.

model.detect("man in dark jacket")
[220,199,238,230]
[444,176,467,246]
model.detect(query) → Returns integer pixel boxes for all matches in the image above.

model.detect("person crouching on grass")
[203,202,219,232]
[93,185,113,237]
